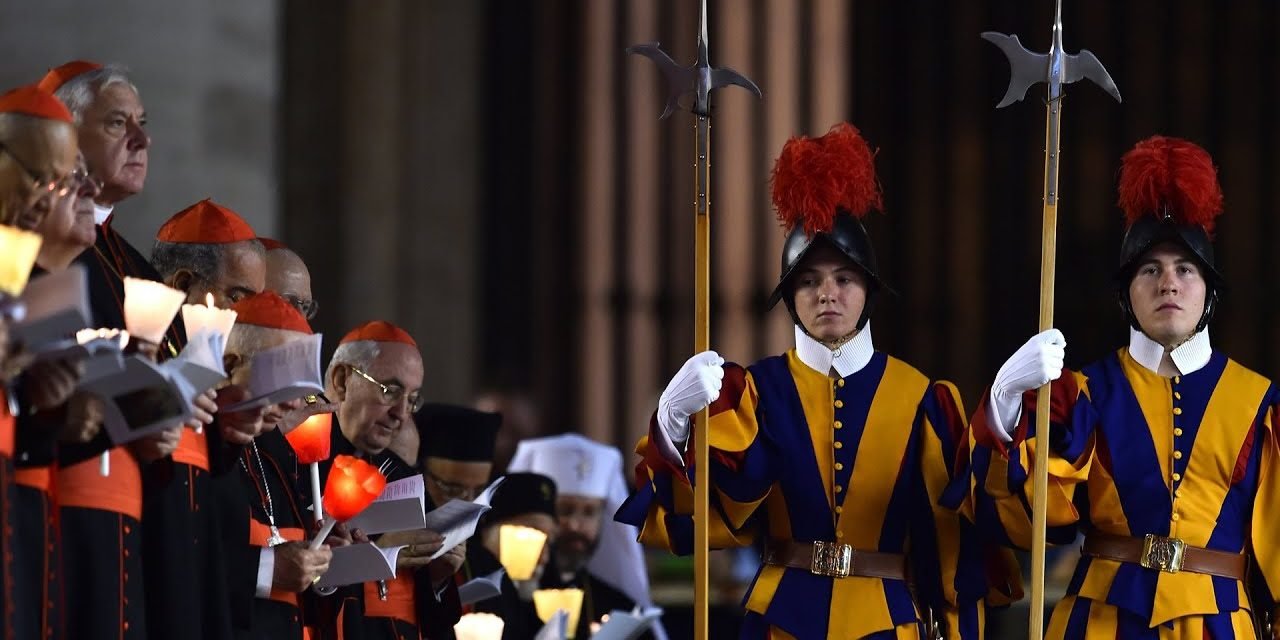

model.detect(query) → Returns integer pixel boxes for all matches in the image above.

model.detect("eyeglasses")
[0,142,76,198]
[348,365,424,412]
[282,294,318,320]
[425,471,484,502]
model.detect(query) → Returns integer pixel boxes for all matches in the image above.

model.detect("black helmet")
[767,212,887,329]
[768,123,889,332]
[1113,136,1225,334]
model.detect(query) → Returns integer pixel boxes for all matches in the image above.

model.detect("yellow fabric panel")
[1226,605,1257,638]
[835,357,928,550]
[787,351,836,512]
[1046,595,1118,639]
[716,486,768,532]
[1082,449,1128,535]
[1073,557,1121,604]
[763,490,793,541]
[827,576,895,638]
[893,622,924,639]
[943,604,982,640]
[742,564,785,615]
[1119,352,1175,487]
[1151,571,1218,626]
[1046,596,1258,639]
[1254,410,1280,604]
[1021,435,1089,529]
[706,369,762,453]
[1170,359,1265,548]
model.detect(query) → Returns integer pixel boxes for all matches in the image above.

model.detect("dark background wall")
[284,0,1280,451]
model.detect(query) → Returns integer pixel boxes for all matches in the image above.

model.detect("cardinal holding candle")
[214,291,333,640]
[320,320,465,640]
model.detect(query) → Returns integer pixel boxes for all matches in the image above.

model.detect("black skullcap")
[416,403,501,463]
[483,472,557,526]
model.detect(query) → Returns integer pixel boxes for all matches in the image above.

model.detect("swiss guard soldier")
[969,135,1280,638]
[617,122,1012,639]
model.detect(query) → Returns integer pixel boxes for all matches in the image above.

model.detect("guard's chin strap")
[798,324,859,352]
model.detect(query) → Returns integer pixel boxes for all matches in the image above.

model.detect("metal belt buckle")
[810,541,853,578]
[1140,534,1186,573]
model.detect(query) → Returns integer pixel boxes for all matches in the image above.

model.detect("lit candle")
[499,524,548,581]
[0,225,42,297]
[453,612,505,640]
[285,411,333,525]
[534,588,584,639]
[181,292,237,350]
[310,454,385,548]
[122,278,185,344]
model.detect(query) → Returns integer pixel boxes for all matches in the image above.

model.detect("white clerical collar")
[93,203,113,226]
[794,322,875,378]
[1127,327,1212,376]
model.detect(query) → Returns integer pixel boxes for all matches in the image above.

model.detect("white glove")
[988,329,1066,440]
[657,350,725,443]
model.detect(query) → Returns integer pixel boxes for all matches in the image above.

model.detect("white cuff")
[653,416,689,469]
[987,389,1021,444]
[256,547,275,598]
[434,577,449,602]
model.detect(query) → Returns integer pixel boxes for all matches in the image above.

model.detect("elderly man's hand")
[0,344,34,384]
[429,541,466,588]
[214,385,267,445]
[273,542,332,593]
[22,357,85,411]
[187,389,217,429]
[129,426,182,463]
[60,393,104,443]
[380,529,445,570]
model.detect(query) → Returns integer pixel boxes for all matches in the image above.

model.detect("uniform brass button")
[834,400,844,409]
[837,379,846,388]
[1171,513,1180,521]
[834,421,843,430]
[1173,391,1182,400]
[1174,428,1183,436]
[835,506,843,514]
[1173,450,1183,460]
[836,531,844,538]
[1172,408,1183,416]
[834,442,843,449]
[835,463,844,471]
[834,485,843,493]
[1173,472,1182,481]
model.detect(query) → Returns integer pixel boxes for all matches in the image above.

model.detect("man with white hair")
[508,432,664,640]
[0,84,79,227]
[38,60,219,640]
[215,291,332,640]
[0,83,84,640]
[323,320,465,639]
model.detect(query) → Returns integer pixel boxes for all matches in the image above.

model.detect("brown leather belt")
[1083,532,1247,580]
[763,540,906,580]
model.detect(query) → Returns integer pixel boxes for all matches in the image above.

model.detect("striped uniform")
[968,349,1280,638]
[620,350,1014,639]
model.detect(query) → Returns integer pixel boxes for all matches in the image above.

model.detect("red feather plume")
[1117,135,1223,235]
[770,122,883,235]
